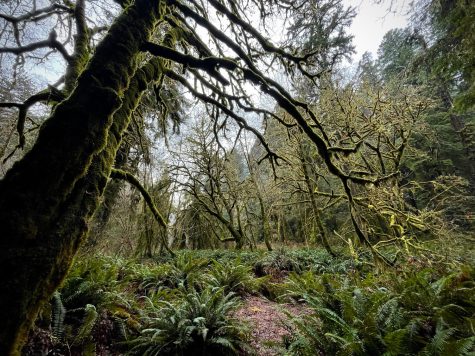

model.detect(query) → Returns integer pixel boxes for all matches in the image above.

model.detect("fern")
[420,319,456,355]
[378,297,404,331]
[127,287,249,355]
[448,336,475,355]
[139,253,209,291]
[51,291,66,339]
[280,271,325,301]
[75,304,99,343]
[205,259,265,295]
[383,328,411,355]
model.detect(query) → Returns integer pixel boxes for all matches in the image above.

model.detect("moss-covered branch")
[64,0,89,92]
[141,41,234,85]
[0,87,65,150]
[110,168,174,256]
[110,168,167,229]
[0,0,166,352]
[0,31,72,63]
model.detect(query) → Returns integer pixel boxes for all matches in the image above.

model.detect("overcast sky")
[345,0,410,60]
[32,0,410,85]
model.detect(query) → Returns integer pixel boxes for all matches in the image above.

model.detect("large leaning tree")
[0,0,406,353]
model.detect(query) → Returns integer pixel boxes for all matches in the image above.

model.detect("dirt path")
[235,296,305,356]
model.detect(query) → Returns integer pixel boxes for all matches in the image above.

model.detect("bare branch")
[0,87,65,151]
[0,31,72,63]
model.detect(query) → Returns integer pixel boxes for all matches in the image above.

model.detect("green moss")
[0,0,167,353]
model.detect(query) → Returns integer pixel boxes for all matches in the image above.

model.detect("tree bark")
[0,1,164,353]
[88,143,130,246]
[299,144,336,257]
[256,189,273,251]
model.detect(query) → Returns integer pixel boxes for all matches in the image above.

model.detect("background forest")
[0,0,474,355]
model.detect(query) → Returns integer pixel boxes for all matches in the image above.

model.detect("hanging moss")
[110,168,175,256]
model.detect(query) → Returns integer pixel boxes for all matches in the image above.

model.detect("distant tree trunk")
[244,207,258,250]
[194,197,245,249]
[438,83,475,176]
[299,147,336,257]
[246,154,272,250]
[230,223,245,249]
[0,1,163,353]
[278,213,286,243]
[257,193,273,251]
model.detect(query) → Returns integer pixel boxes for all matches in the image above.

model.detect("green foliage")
[281,271,327,302]
[26,248,475,355]
[377,28,420,81]
[28,256,143,353]
[127,287,249,355]
[286,265,475,355]
[285,249,336,273]
[185,249,262,266]
[74,304,98,347]
[253,248,302,277]
[135,263,182,293]
[129,252,210,295]
[422,0,475,111]
[51,291,66,339]
[167,253,209,288]
[205,259,267,295]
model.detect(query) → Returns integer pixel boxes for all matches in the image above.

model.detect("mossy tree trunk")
[299,142,336,257]
[0,0,165,353]
[256,188,273,251]
[88,143,131,247]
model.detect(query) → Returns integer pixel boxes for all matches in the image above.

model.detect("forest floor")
[23,245,475,355]
[235,296,307,355]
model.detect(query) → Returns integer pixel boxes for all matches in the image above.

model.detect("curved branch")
[163,69,280,165]
[141,41,234,85]
[110,168,174,256]
[0,4,72,23]
[0,87,65,150]
[0,33,72,63]
[64,0,89,91]
[110,169,167,228]
[205,0,319,64]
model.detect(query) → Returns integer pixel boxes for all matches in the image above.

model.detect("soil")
[235,296,307,356]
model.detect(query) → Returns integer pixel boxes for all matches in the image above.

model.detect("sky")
[31,0,410,85]
[345,0,410,60]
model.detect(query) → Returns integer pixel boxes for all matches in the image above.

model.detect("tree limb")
[0,32,72,63]
[0,87,65,151]
[110,168,174,256]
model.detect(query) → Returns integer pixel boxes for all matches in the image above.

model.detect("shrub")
[127,287,250,355]
[205,259,268,295]
[286,266,475,355]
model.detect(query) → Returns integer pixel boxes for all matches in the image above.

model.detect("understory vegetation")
[23,244,474,355]
[1,0,474,354]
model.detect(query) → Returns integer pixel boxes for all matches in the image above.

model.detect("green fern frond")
[447,336,475,355]
[420,319,456,355]
[383,328,410,355]
[75,304,99,343]
[51,291,66,339]
[126,286,248,355]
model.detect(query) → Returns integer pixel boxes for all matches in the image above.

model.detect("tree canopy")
[0,0,473,354]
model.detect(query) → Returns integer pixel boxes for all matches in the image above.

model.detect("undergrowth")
[127,287,248,355]
[283,266,475,355]
[23,247,474,355]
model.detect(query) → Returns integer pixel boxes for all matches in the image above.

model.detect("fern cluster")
[285,266,475,355]
[205,259,268,295]
[25,248,475,355]
[32,256,138,354]
[127,287,249,355]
